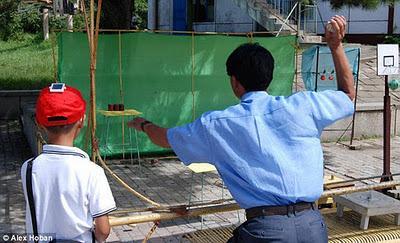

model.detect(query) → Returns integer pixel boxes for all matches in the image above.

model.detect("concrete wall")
[158,0,173,30]
[147,0,173,30]
[321,103,400,142]
[0,91,39,120]
[21,102,40,156]
[194,0,254,33]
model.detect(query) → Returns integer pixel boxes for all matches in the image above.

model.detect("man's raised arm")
[326,15,356,101]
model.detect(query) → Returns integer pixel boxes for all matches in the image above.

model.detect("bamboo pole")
[81,0,91,45]
[109,203,240,226]
[86,0,103,161]
[51,28,284,36]
[81,0,92,152]
[93,0,103,57]
[89,0,96,161]
[97,151,161,207]
[322,180,400,198]
[108,180,400,226]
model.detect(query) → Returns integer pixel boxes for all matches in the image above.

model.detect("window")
[193,0,214,22]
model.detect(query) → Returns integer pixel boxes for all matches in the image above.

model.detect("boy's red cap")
[36,85,86,127]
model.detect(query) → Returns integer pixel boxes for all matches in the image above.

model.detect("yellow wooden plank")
[98,109,142,117]
[187,163,217,174]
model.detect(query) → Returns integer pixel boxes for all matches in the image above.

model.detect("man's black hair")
[226,43,275,92]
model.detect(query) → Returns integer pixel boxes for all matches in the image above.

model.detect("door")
[173,0,187,31]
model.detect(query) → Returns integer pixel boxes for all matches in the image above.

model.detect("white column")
[67,14,74,32]
[43,8,49,40]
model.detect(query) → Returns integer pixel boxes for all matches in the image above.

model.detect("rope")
[118,31,125,158]
[246,32,254,43]
[96,150,161,207]
[142,221,160,243]
[80,0,92,45]
[35,131,47,154]
[50,32,58,82]
[191,32,196,121]
[118,31,124,104]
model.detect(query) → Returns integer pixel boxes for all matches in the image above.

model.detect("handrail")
[276,2,298,37]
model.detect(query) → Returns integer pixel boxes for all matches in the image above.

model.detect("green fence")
[58,32,296,155]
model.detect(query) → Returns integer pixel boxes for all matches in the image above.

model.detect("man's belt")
[245,202,315,220]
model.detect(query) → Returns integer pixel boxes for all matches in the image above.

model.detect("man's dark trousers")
[228,208,328,243]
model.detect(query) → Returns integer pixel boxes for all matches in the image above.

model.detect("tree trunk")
[100,0,134,29]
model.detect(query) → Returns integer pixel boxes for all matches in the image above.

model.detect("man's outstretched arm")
[127,118,170,148]
[326,15,356,101]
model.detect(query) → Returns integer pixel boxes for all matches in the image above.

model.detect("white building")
[148,0,400,37]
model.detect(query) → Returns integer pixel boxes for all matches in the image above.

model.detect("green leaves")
[325,0,397,10]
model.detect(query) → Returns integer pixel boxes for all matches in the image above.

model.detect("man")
[128,16,354,242]
[21,84,116,242]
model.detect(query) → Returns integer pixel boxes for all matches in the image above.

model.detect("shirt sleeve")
[306,90,354,131]
[88,166,117,218]
[167,114,213,166]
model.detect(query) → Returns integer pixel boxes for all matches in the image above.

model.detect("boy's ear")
[77,115,85,128]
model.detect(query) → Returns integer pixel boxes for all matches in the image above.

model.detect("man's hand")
[325,15,347,51]
[127,117,147,132]
[325,15,355,101]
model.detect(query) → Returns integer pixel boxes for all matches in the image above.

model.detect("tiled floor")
[1,119,399,242]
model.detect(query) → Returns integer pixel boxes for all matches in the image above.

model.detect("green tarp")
[58,32,296,155]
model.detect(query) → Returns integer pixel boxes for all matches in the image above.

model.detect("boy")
[21,84,116,242]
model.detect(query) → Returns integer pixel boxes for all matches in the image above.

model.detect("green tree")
[324,0,400,34]
[0,0,23,40]
[135,0,147,29]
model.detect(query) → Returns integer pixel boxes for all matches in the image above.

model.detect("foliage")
[0,34,55,90]
[135,0,148,29]
[324,0,399,9]
[302,0,315,5]
[384,35,400,44]
[49,13,86,31]
[0,0,23,40]
[20,5,42,34]
[0,1,86,40]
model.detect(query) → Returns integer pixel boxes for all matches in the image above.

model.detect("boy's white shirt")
[21,144,116,243]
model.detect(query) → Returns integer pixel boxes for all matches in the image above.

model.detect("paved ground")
[1,119,399,242]
[2,45,400,242]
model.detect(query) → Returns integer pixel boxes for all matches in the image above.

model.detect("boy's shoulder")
[20,149,105,177]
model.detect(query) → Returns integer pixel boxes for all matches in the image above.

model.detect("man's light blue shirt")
[167,90,354,209]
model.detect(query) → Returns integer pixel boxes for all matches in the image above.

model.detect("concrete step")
[231,0,297,33]
[299,34,323,43]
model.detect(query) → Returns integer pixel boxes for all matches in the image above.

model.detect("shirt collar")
[241,91,269,102]
[42,144,89,159]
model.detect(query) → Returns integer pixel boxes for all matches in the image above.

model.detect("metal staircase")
[231,0,322,42]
